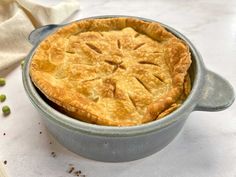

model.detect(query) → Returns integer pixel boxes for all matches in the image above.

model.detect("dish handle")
[28,24,60,45]
[194,70,235,111]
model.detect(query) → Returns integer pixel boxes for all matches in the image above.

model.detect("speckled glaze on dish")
[22,16,235,162]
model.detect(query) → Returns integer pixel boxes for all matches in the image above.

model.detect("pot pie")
[30,17,191,126]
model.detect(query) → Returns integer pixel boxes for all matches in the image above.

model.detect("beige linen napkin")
[0,0,79,71]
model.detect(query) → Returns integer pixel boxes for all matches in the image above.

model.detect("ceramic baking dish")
[22,16,235,162]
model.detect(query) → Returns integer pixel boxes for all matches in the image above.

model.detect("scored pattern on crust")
[30,18,191,126]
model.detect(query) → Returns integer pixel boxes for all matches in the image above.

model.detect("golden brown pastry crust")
[30,17,191,126]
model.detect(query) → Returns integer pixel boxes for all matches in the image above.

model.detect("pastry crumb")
[51,151,56,158]
[67,164,86,176]
[68,167,75,174]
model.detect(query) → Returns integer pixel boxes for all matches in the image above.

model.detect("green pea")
[21,60,25,68]
[0,78,5,86]
[2,105,10,116]
[0,94,6,102]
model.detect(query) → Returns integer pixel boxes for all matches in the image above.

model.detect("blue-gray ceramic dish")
[22,16,235,162]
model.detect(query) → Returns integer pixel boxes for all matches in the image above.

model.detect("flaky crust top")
[30,17,191,126]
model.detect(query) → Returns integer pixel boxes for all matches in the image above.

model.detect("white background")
[0,0,236,176]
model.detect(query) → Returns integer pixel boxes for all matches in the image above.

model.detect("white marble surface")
[1,0,236,176]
